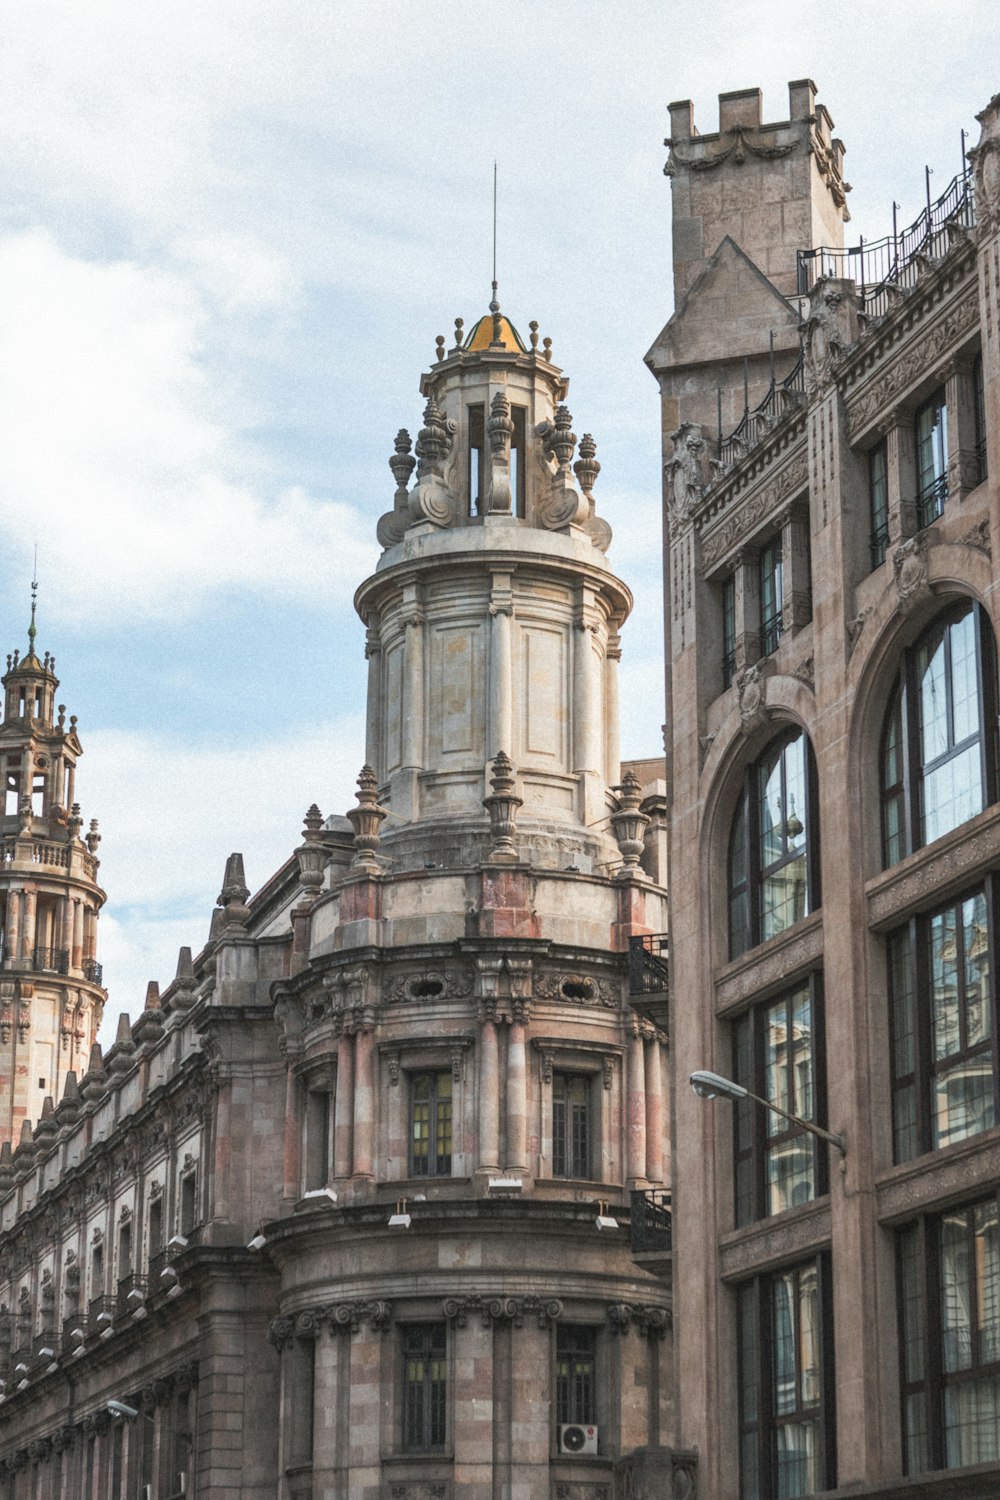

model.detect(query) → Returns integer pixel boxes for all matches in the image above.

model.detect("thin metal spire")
[490,161,502,346]
[28,546,38,657]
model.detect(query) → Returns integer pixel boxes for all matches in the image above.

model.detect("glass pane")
[775,1420,818,1499]
[898,1225,925,1382]
[950,610,980,745]
[759,749,785,871]
[772,1271,797,1416]
[890,929,916,1078]
[930,906,960,1063]
[976,1200,1000,1365]
[933,1054,995,1148]
[918,626,950,763]
[922,743,983,845]
[963,892,991,1048]
[797,1263,820,1406]
[944,1377,1000,1467]
[904,1392,928,1475]
[760,857,808,943]
[941,1209,972,1373]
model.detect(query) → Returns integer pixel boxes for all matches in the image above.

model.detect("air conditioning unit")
[558,1422,598,1455]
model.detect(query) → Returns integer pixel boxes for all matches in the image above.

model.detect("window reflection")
[730,731,817,961]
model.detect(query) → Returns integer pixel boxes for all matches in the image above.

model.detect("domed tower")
[268,299,678,1496]
[0,598,105,1143]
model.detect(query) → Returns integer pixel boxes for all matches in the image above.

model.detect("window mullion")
[923,1215,944,1471]
[912,917,932,1156]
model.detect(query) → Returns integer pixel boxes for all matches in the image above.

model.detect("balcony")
[628,933,669,997]
[116,1274,147,1320]
[82,957,103,985]
[32,946,68,975]
[630,1189,672,1278]
[61,1312,86,1355]
[87,1294,114,1337]
[916,471,949,530]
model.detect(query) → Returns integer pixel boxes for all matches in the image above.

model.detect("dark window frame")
[869,438,890,569]
[897,1193,1000,1474]
[737,1254,836,1500]
[728,729,821,961]
[401,1323,447,1452]
[915,388,949,528]
[555,1324,598,1429]
[880,601,998,868]
[732,975,829,1226]
[888,879,1000,1164]
[409,1069,453,1178]
[973,354,987,486]
[759,537,784,657]
[722,574,737,689]
[552,1072,593,1180]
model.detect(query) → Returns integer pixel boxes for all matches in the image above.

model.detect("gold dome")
[463,311,527,353]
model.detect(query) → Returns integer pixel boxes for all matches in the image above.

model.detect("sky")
[0,0,994,1043]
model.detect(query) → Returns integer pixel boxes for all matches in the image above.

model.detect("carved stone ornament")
[970,93,1000,237]
[959,518,992,557]
[482,751,522,860]
[573,433,613,553]
[442,1293,562,1328]
[535,406,589,531]
[665,125,797,177]
[700,453,809,570]
[408,396,458,528]
[610,769,650,868]
[664,422,709,527]
[801,277,857,395]
[377,428,416,548]
[892,533,930,614]
[736,661,770,736]
[345,765,387,867]
[846,290,978,438]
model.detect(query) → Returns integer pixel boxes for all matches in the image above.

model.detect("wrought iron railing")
[917,472,949,530]
[797,165,975,320]
[870,520,890,571]
[116,1274,147,1319]
[628,933,669,997]
[82,957,103,985]
[630,1189,672,1255]
[761,610,784,658]
[718,353,805,469]
[32,946,69,975]
[61,1312,86,1353]
[87,1294,114,1334]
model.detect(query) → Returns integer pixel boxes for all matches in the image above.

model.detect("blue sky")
[0,0,993,1040]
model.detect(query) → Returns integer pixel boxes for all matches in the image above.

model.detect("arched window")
[728,729,819,961]
[880,602,998,867]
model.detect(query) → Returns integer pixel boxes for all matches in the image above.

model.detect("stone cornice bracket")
[377,428,416,549]
[736,659,772,737]
[442,1294,562,1328]
[346,765,387,868]
[408,396,458,528]
[970,93,1000,237]
[892,532,931,615]
[665,422,709,529]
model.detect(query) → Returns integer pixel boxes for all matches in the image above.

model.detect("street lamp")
[689,1070,846,1156]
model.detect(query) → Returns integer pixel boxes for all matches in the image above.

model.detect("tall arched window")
[880,602,998,867]
[728,730,820,961]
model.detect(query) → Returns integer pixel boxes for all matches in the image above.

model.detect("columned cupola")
[357,294,632,871]
[0,599,106,1142]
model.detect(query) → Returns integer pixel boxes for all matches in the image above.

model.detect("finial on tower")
[27,547,38,659]
[490,160,503,346]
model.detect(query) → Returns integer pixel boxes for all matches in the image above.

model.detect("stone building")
[0,302,682,1497]
[649,81,1000,1498]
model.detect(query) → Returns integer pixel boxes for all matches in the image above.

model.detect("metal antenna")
[490,161,502,345]
[28,546,38,656]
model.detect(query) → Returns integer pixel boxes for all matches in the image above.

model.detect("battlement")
[665,78,849,305]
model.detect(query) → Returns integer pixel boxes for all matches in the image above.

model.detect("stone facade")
[0,306,682,1496]
[651,83,1000,1497]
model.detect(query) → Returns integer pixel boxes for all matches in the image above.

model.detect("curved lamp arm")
[690,1070,846,1156]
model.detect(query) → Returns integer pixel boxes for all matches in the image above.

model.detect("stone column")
[644,1036,664,1186]
[945,356,980,501]
[627,1027,647,1185]
[212,1072,231,1222]
[363,625,382,775]
[5,892,19,966]
[732,548,760,670]
[505,1017,528,1174]
[353,1027,375,1179]
[779,505,812,635]
[478,1017,500,1172]
[402,608,424,770]
[885,417,917,543]
[333,1031,355,1180]
[72,900,84,970]
[21,889,35,964]
[489,574,514,759]
[604,632,622,787]
[282,1066,301,1202]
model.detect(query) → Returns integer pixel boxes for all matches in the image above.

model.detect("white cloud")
[89,714,366,1043]
[0,231,376,625]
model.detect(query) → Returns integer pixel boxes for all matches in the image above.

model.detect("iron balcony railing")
[82,957,103,985]
[628,933,669,997]
[870,520,890,572]
[797,164,975,321]
[761,610,784,658]
[630,1189,672,1255]
[61,1312,86,1354]
[87,1294,114,1335]
[116,1274,147,1319]
[32,946,69,975]
[916,472,949,530]
[718,352,805,470]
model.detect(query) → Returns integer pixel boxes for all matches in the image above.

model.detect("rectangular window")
[409,1071,452,1177]
[916,389,948,527]
[889,884,996,1163]
[738,1256,835,1499]
[180,1173,197,1235]
[117,1221,131,1281]
[305,1085,332,1190]
[402,1324,447,1451]
[722,575,737,689]
[898,1196,1000,1473]
[555,1325,597,1427]
[468,404,485,515]
[511,404,527,518]
[733,979,826,1226]
[148,1198,163,1260]
[974,354,987,486]
[552,1073,592,1179]
[759,538,783,657]
[869,439,889,569]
